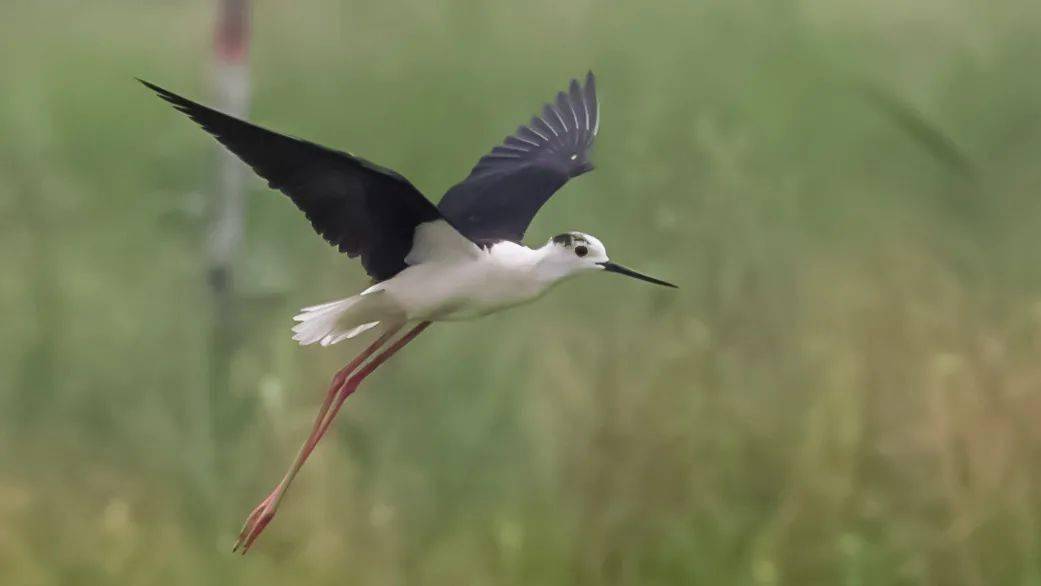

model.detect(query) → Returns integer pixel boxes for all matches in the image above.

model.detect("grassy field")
[3,0,1041,584]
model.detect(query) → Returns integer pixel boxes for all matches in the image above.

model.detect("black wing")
[438,72,599,243]
[140,80,447,282]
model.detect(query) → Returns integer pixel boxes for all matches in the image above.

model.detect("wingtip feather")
[137,78,198,115]
[137,78,174,100]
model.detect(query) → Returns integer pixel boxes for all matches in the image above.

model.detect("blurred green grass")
[3,0,1041,584]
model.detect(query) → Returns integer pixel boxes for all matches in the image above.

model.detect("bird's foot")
[233,491,278,554]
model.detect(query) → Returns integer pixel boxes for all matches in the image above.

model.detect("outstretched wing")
[141,80,466,282]
[438,72,600,243]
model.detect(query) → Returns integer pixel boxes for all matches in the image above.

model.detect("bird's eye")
[575,245,588,257]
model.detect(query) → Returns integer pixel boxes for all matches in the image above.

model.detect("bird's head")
[540,231,677,288]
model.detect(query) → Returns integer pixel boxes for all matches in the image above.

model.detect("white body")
[291,224,611,346]
[388,240,557,321]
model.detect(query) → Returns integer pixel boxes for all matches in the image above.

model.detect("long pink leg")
[310,321,432,449]
[235,321,432,554]
[232,324,401,553]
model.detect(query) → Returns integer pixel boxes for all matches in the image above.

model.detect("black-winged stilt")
[141,72,676,553]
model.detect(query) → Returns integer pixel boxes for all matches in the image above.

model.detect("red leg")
[311,321,432,448]
[235,321,432,554]
[232,324,400,553]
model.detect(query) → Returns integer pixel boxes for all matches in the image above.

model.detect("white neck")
[484,241,576,287]
[531,242,581,285]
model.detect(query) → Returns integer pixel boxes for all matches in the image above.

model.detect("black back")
[438,72,599,243]
[141,80,446,281]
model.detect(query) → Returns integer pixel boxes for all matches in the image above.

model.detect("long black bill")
[599,262,677,288]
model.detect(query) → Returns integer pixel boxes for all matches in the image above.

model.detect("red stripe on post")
[214,0,250,63]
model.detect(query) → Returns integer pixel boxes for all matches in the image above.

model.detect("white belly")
[380,242,552,321]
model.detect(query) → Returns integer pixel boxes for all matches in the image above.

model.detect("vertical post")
[211,0,251,280]
[207,0,250,528]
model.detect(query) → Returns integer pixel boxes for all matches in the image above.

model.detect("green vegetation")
[3,0,1041,584]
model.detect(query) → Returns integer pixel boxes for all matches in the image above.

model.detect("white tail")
[291,290,397,346]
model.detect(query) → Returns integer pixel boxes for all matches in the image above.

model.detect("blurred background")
[3,0,1041,584]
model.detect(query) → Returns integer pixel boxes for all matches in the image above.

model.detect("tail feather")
[291,290,396,346]
[298,298,351,313]
[321,321,380,346]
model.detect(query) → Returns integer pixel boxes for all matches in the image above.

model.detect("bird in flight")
[141,72,676,553]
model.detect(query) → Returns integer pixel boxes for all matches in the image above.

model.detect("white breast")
[380,240,552,321]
